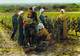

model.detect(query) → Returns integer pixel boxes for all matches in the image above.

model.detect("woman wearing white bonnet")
[57,8,67,41]
[18,10,24,15]
[18,10,25,46]
[38,22,45,30]
[40,8,45,15]
[32,6,36,12]
[39,8,46,26]
[60,9,65,14]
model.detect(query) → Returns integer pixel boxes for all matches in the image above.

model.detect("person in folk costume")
[28,7,39,32]
[24,7,39,46]
[37,22,52,45]
[11,12,19,40]
[57,9,68,42]
[39,8,46,26]
[18,10,25,46]
[23,15,32,47]
[24,17,36,47]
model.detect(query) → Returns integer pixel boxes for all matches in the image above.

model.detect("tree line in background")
[0,3,80,12]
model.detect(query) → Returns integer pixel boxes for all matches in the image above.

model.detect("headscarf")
[18,10,24,15]
[60,9,65,13]
[38,22,44,30]
[40,8,45,15]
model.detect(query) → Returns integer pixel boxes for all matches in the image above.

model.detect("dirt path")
[0,24,25,56]
[0,24,80,56]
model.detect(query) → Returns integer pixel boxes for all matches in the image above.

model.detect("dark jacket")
[12,14,18,28]
[39,14,46,26]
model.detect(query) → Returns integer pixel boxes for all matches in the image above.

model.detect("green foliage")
[0,3,80,12]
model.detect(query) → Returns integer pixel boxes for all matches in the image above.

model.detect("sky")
[0,0,80,4]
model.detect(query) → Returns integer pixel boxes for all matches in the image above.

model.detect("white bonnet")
[38,22,44,30]
[18,10,24,15]
[40,8,45,14]
[32,6,36,12]
[60,9,65,13]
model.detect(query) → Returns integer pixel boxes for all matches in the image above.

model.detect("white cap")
[32,6,36,12]
[40,8,45,14]
[18,10,24,15]
[38,23,44,30]
[60,9,65,13]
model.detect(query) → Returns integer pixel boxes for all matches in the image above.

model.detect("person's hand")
[23,20,27,26]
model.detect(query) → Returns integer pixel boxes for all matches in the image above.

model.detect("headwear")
[60,9,65,13]
[18,10,24,15]
[32,6,36,12]
[38,22,44,30]
[40,8,45,14]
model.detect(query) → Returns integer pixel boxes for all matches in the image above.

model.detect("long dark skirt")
[18,26,25,46]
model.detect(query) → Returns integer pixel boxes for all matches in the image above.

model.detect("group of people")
[11,7,68,48]
[11,7,51,47]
